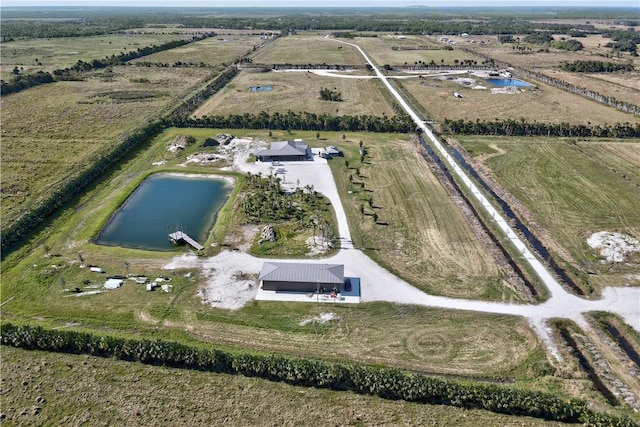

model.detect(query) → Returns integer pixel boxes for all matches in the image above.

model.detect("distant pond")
[95,174,232,251]
[485,78,532,88]
[250,86,272,92]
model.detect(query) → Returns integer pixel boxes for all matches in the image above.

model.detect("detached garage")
[259,262,344,293]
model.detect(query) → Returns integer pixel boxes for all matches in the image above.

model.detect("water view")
[485,78,532,88]
[250,85,272,92]
[95,174,232,251]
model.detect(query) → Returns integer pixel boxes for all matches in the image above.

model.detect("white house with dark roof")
[259,262,344,292]
[254,140,310,162]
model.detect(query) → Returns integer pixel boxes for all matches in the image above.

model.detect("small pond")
[250,86,272,92]
[95,174,232,251]
[485,78,532,87]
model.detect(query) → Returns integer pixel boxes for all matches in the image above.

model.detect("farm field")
[326,134,508,300]
[441,33,640,107]
[398,75,638,125]
[249,34,365,65]
[193,70,396,117]
[0,346,565,427]
[129,34,269,66]
[0,32,197,80]
[457,136,640,293]
[353,35,481,67]
[0,65,210,230]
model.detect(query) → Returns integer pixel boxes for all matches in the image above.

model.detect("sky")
[1,0,639,7]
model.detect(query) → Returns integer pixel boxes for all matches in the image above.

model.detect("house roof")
[259,262,344,284]
[325,146,340,155]
[255,140,308,157]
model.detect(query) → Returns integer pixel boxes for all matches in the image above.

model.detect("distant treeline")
[164,111,414,133]
[1,323,635,427]
[441,118,640,138]
[1,34,214,96]
[560,60,635,73]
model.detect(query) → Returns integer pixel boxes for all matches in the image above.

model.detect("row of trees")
[1,323,634,426]
[560,60,635,73]
[441,118,640,138]
[164,111,415,133]
[1,35,214,97]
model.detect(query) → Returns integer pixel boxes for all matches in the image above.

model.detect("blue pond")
[486,78,532,87]
[95,174,231,251]
[250,86,272,92]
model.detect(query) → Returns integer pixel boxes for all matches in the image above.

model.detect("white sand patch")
[587,231,640,263]
[306,235,333,256]
[152,160,167,166]
[299,312,340,326]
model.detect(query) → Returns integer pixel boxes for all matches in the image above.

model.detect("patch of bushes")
[560,60,634,73]
[1,323,635,426]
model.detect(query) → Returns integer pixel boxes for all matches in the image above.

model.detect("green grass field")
[1,346,566,427]
[249,34,365,65]
[0,66,210,230]
[129,34,267,66]
[458,137,640,292]
[193,70,396,117]
[0,32,196,80]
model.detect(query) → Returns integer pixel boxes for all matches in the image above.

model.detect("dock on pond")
[168,231,204,251]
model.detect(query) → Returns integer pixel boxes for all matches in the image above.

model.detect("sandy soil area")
[587,231,640,263]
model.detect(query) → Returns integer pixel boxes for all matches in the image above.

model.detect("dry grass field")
[193,70,396,117]
[0,66,210,229]
[0,32,196,80]
[249,34,365,65]
[353,35,481,67]
[439,34,640,107]
[326,134,507,300]
[458,136,640,292]
[129,34,268,66]
[398,75,637,125]
[0,346,564,427]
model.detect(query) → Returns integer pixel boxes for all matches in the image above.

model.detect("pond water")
[250,86,272,92]
[485,78,532,87]
[95,174,232,251]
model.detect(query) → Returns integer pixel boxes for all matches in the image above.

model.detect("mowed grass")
[129,34,268,66]
[0,32,195,80]
[0,66,210,229]
[0,346,565,427]
[398,76,637,125]
[458,137,640,291]
[193,70,396,117]
[445,33,640,107]
[353,36,481,66]
[327,134,505,300]
[249,34,365,65]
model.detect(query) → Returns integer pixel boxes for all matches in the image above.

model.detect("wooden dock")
[168,231,204,251]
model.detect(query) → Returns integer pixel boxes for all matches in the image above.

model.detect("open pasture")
[398,75,638,125]
[249,34,364,65]
[0,66,210,229]
[0,32,195,80]
[447,33,640,107]
[353,36,481,67]
[129,34,268,66]
[193,70,396,117]
[458,137,640,291]
[327,134,505,300]
[1,346,561,427]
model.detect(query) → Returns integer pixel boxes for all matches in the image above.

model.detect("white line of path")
[325,37,640,358]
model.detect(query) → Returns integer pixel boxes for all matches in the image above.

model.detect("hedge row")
[0,323,634,426]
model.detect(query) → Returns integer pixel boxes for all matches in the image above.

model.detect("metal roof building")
[254,140,309,162]
[259,262,344,293]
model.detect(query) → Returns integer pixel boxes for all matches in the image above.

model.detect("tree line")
[163,111,414,133]
[1,34,214,97]
[1,323,634,426]
[441,118,640,138]
[560,60,635,73]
